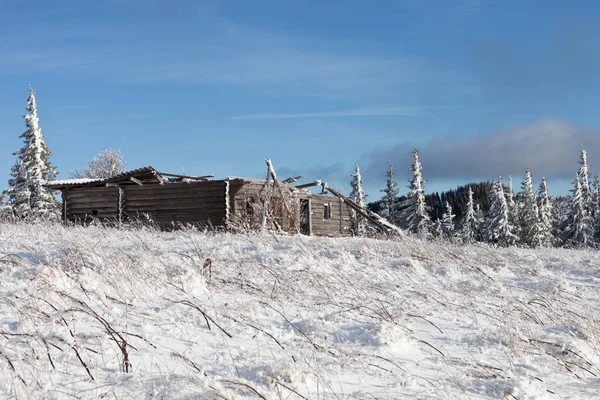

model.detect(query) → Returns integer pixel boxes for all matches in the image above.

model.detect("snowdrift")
[1,223,599,399]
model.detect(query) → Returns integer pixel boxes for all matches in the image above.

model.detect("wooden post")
[261,160,272,232]
[62,190,68,225]
[308,198,313,236]
[339,197,343,234]
[225,180,230,228]
[118,187,124,228]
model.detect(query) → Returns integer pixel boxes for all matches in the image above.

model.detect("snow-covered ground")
[1,223,599,399]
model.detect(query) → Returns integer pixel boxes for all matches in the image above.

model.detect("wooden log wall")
[64,181,228,228]
[309,194,354,237]
[122,181,227,228]
[64,187,119,223]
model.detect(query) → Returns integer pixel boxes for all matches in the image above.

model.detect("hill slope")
[1,223,599,399]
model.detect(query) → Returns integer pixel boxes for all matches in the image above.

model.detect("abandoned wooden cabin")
[46,166,356,236]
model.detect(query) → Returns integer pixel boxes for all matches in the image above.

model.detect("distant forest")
[367,181,494,220]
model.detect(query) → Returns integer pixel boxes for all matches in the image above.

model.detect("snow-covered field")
[1,223,599,399]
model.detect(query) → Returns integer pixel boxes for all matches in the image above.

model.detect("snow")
[47,178,102,185]
[1,222,600,398]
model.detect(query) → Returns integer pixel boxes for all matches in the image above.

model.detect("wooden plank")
[124,197,226,206]
[124,203,226,211]
[124,182,225,191]
[65,192,118,200]
[68,203,119,211]
[122,192,226,201]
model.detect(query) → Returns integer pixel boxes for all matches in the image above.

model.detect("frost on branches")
[460,186,478,243]
[517,169,544,247]
[564,172,594,247]
[7,88,58,220]
[506,175,519,237]
[71,149,125,179]
[578,146,592,210]
[537,177,555,247]
[485,176,519,246]
[378,161,399,222]
[349,163,368,235]
[441,201,455,239]
[398,149,431,237]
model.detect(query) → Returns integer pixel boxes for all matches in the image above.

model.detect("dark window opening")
[323,203,331,220]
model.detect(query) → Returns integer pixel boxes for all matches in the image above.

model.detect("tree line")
[350,148,600,248]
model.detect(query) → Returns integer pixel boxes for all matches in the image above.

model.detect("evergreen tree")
[485,176,519,246]
[7,88,58,220]
[518,169,543,247]
[378,161,399,222]
[506,175,519,236]
[398,148,431,237]
[432,218,443,239]
[349,163,368,235]
[441,201,456,239]
[578,146,592,209]
[593,174,600,242]
[565,172,594,247]
[537,177,555,247]
[460,186,478,244]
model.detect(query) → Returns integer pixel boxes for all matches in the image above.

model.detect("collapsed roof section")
[46,166,214,189]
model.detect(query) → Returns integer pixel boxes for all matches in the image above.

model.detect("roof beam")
[295,180,321,190]
[130,177,143,186]
[156,172,214,180]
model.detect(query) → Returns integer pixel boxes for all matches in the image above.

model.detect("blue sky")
[2,0,600,198]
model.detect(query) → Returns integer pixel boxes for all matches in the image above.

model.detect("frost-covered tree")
[7,87,58,220]
[578,146,592,209]
[432,218,443,239]
[537,177,555,247]
[485,176,519,246]
[398,149,431,236]
[441,201,455,239]
[378,161,399,221]
[564,172,594,247]
[460,186,478,244]
[506,175,519,235]
[71,148,126,179]
[593,174,600,242]
[349,163,368,235]
[518,169,543,247]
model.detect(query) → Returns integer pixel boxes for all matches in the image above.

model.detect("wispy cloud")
[0,9,470,101]
[229,106,431,120]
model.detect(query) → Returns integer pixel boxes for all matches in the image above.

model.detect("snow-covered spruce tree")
[349,163,368,235]
[7,88,58,220]
[460,186,478,243]
[593,174,600,242]
[517,169,544,247]
[397,148,431,237]
[378,161,399,222]
[71,148,125,179]
[537,177,555,247]
[432,218,443,238]
[564,172,594,247]
[578,146,592,209]
[441,201,455,239]
[506,175,519,237]
[485,176,519,246]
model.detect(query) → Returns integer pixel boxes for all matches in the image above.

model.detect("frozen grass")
[1,222,599,399]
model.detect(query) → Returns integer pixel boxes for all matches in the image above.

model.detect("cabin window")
[92,210,98,216]
[323,203,331,220]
